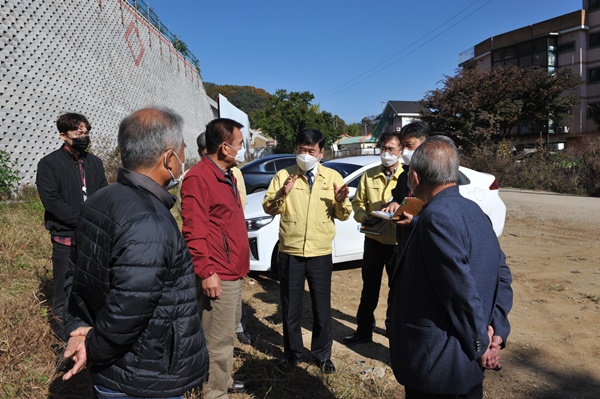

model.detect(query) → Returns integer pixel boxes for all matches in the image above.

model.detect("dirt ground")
[243,188,600,398]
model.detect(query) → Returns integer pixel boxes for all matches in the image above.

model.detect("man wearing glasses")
[36,112,107,341]
[343,131,404,345]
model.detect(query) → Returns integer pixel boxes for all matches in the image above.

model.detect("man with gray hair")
[388,135,512,399]
[61,108,209,399]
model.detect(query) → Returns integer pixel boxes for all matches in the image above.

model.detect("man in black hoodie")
[36,113,107,340]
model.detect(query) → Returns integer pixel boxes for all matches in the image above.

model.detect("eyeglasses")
[380,146,399,154]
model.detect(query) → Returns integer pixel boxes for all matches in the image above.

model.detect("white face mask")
[296,153,319,172]
[166,152,185,191]
[226,143,246,164]
[380,152,399,167]
[401,149,414,165]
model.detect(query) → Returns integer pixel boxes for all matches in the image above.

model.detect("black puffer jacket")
[64,168,208,397]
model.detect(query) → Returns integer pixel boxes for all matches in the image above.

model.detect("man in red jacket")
[181,118,250,399]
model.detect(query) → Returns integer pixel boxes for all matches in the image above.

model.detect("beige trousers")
[199,278,243,399]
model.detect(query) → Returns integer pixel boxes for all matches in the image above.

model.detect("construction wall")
[0,0,213,185]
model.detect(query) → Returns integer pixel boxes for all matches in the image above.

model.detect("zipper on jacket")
[222,233,231,263]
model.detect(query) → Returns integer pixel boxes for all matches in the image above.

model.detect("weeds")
[548,284,565,292]
[582,293,599,303]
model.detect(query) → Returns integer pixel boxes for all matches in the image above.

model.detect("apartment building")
[459,0,600,148]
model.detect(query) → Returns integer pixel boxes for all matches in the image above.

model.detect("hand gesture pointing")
[333,182,349,203]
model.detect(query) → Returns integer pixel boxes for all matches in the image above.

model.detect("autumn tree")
[203,82,271,124]
[421,65,581,150]
[253,90,343,153]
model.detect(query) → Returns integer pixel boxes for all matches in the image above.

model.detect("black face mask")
[71,136,90,152]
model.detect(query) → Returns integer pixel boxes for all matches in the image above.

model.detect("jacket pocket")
[165,323,176,374]
[399,322,434,375]
[222,233,231,263]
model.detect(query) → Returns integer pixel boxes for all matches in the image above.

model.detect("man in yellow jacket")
[343,132,404,345]
[262,129,351,374]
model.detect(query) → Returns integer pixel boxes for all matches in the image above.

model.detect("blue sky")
[148,0,583,124]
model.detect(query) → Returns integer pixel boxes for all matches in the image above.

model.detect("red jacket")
[181,157,249,281]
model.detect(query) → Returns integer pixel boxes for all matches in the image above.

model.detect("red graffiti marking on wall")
[124,21,145,67]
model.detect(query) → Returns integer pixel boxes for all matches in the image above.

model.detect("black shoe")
[342,332,372,345]
[236,331,253,345]
[227,380,247,394]
[312,358,336,374]
[278,355,299,368]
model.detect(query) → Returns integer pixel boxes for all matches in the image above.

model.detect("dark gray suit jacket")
[389,186,512,395]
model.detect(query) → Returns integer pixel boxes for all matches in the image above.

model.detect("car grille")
[249,237,258,261]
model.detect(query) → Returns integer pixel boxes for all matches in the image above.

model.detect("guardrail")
[458,47,475,65]
[126,0,200,73]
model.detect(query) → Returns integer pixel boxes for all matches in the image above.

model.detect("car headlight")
[246,216,274,231]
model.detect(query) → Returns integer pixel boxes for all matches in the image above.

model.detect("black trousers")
[278,253,333,361]
[355,237,396,336]
[405,383,483,399]
[51,240,71,340]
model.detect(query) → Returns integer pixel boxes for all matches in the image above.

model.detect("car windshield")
[322,162,363,179]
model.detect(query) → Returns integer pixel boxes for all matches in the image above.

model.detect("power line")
[315,0,493,101]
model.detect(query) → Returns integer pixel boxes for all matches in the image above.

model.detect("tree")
[421,66,581,150]
[345,123,362,136]
[588,103,600,129]
[253,90,343,153]
[203,83,271,125]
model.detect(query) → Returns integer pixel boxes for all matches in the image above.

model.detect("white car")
[245,156,506,273]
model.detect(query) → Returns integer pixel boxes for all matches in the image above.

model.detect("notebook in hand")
[370,197,425,221]
[359,218,386,236]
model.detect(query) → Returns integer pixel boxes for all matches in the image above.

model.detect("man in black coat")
[36,113,107,340]
[61,108,209,399]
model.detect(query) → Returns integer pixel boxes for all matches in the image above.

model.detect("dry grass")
[223,276,401,399]
[0,193,94,399]
[0,193,56,398]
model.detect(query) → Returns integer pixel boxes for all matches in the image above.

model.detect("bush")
[0,150,21,200]
[89,141,121,184]
[99,147,122,184]
[567,135,600,196]
[461,138,599,197]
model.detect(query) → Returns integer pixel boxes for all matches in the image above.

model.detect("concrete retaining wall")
[0,0,213,185]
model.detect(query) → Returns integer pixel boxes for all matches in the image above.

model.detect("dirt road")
[244,189,600,398]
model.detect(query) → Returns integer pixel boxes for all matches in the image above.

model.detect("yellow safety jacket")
[352,164,404,245]
[231,166,247,209]
[263,164,352,257]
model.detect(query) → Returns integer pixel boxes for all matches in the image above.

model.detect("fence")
[126,0,200,72]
